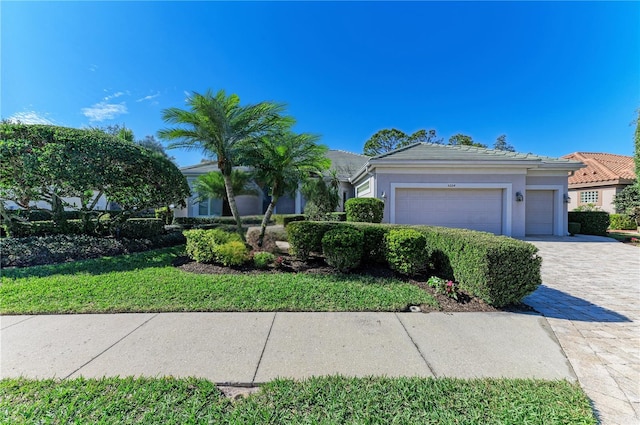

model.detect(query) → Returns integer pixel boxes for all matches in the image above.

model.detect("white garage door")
[395,188,504,234]
[525,190,554,235]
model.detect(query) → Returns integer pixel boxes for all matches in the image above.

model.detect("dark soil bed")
[173,255,535,314]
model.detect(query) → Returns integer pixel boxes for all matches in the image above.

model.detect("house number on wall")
[447,184,456,187]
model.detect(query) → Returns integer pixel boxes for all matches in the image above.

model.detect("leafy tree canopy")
[448,133,487,148]
[363,128,443,156]
[0,123,190,221]
[635,109,639,187]
[493,134,516,152]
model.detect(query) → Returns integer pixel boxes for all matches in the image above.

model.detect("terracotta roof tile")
[563,152,636,185]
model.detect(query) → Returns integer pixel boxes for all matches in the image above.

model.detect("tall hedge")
[345,198,384,223]
[567,211,610,235]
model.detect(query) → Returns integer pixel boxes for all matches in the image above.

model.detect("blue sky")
[2,1,638,167]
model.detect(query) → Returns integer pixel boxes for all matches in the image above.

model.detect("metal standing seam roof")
[563,152,636,185]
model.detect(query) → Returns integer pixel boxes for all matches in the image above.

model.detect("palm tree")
[158,89,290,237]
[193,170,259,216]
[241,131,330,247]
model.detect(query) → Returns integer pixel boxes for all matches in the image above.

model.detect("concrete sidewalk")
[1,311,575,384]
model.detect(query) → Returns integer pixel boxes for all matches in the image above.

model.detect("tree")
[448,133,487,148]
[301,171,340,220]
[635,109,639,187]
[493,134,515,152]
[192,170,258,217]
[241,131,330,246]
[0,123,190,230]
[159,89,290,237]
[137,135,175,162]
[363,128,442,156]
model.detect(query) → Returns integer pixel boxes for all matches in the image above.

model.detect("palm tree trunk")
[259,196,278,247]
[222,172,244,239]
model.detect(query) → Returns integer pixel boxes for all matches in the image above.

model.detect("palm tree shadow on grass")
[523,285,631,322]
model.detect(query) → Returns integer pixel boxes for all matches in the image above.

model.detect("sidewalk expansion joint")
[395,313,437,377]
[251,312,277,384]
[0,315,37,330]
[63,313,160,379]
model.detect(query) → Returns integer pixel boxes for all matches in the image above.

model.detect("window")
[356,180,371,197]
[580,191,599,204]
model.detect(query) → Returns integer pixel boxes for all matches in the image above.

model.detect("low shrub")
[273,214,306,226]
[321,227,364,272]
[567,211,610,235]
[345,198,384,223]
[115,219,164,239]
[351,223,389,264]
[155,207,174,225]
[184,228,242,263]
[420,226,541,307]
[609,214,637,230]
[287,221,341,260]
[4,220,105,238]
[213,241,250,267]
[568,222,581,236]
[253,251,276,269]
[385,228,427,276]
[427,276,459,300]
[246,226,288,253]
[326,212,347,222]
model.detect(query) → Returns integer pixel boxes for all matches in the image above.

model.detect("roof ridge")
[329,148,370,158]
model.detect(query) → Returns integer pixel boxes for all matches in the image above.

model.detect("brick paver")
[524,235,640,425]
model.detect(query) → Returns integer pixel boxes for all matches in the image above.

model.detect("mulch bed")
[173,255,535,314]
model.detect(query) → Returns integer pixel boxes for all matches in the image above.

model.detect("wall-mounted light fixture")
[515,191,524,202]
[563,194,571,204]
[380,191,387,200]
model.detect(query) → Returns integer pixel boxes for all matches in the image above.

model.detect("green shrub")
[115,219,164,239]
[273,214,306,226]
[609,214,637,230]
[385,228,427,276]
[253,251,276,269]
[213,241,250,266]
[345,198,384,223]
[326,212,347,222]
[420,226,541,307]
[246,226,288,253]
[184,229,242,263]
[567,211,610,235]
[4,219,103,238]
[568,222,581,236]
[287,221,341,260]
[321,227,364,272]
[350,223,390,264]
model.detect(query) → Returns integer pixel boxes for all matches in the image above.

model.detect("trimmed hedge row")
[567,211,610,235]
[174,215,270,227]
[287,221,542,307]
[273,214,306,227]
[345,198,384,223]
[5,219,165,239]
[609,214,637,230]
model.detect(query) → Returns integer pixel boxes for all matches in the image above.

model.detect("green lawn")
[0,247,436,314]
[607,230,640,243]
[0,376,596,424]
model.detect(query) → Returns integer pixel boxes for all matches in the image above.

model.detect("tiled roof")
[372,143,580,166]
[563,152,636,185]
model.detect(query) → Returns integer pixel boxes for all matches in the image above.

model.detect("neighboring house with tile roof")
[562,152,636,213]
[177,144,583,237]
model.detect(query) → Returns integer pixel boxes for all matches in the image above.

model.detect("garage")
[525,190,554,235]
[395,188,504,234]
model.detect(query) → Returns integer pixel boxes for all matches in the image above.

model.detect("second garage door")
[525,190,554,235]
[395,188,504,234]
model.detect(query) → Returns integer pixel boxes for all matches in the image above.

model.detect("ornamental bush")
[609,214,637,230]
[287,221,341,260]
[321,227,364,272]
[115,219,165,239]
[184,228,242,263]
[345,198,384,223]
[253,251,276,269]
[213,241,250,267]
[273,214,306,226]
[385,228,427,276]
[567,211,610,235]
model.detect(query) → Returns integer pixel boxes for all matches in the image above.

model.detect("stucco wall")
[568,185,626,213]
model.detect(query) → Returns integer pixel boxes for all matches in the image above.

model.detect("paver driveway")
[524,235,640,425]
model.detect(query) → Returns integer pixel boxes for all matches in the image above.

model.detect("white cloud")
[89,64,98,72]
[7,111,56,125]
[136,92,160,102]
[104,91,126,101]
[82,102,128,122]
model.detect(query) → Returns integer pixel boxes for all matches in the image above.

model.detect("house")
[177,143,583,237]
[562,152,636,213]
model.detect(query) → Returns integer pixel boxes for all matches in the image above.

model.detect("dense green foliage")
[154,207,174,225]
[253,251,276,269]
[184,228,243,263]
[0,123,190,231]
[568,222,581,236]
[273,214,306,226]
[609,213,637,230]
[0,376,596,424]
[287,221,340,260]
[613,185,640,214]
[5,218,164,239]
[345,198,384,223]
[362,128,443,156]
[0,248,434,313]
[212,240,250,266]
[192,169,259,217]
[321,227,364,272]
[385,228,427,276]
[301,173,340,220]
[567,211,610,235]
[174,215,269,228]
[0,233,185,268]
